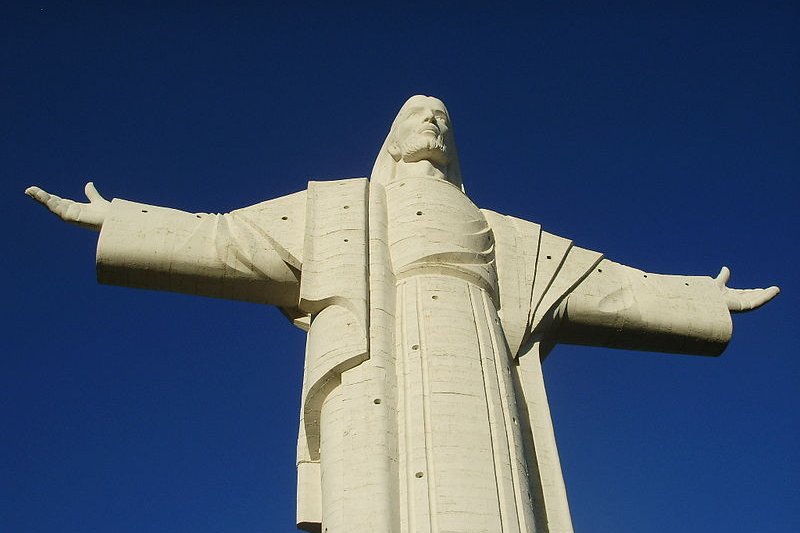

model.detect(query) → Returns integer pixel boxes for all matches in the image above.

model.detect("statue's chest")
[384,177,497,290]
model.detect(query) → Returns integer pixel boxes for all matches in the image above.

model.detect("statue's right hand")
[25,182,111,231]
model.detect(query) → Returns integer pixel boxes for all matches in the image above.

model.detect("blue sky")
[3,2,798,532]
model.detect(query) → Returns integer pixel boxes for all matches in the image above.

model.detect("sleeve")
[551,258,732,356]
[95,190,307,308]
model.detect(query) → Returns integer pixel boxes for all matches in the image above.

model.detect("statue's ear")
[387,140,402,162]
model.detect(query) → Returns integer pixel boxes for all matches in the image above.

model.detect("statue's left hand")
[715,266,780,313]
[25,182,111,231]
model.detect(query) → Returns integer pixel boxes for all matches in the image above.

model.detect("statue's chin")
[403,153,448,166]
[402,145,449,166]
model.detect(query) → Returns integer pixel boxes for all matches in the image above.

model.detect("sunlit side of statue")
[27,95,778,533]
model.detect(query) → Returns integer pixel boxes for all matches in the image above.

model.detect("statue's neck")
[393,160,448,182]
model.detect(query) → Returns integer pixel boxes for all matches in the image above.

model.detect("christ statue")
[26,95,778,533]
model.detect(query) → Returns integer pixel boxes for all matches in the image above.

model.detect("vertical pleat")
[396,275,535,533]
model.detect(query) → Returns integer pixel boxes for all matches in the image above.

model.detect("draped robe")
[95,176,732,533]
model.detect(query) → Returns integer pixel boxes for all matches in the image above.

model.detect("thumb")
[84,182,107,203]
[715,266,730,287]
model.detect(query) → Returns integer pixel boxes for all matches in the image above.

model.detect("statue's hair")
[370,95,464,191]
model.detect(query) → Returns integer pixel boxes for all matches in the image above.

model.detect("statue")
[26,95,779,533]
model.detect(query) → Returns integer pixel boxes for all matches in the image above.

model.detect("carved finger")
[45,194,70,218]
[65,202,83,222]
[25,186,78,221]
[84,181,106,203]
[727,286,780,313]
[751,285,781,309]
[25,186,52,206]
[715,266,731,288]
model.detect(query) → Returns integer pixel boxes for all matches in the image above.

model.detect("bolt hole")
[415,471,424,478]
[373,398,382,405]
[411,344,419,351]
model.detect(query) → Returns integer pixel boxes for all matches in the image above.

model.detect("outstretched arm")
[25,182,307,309]
[551,259,780,356]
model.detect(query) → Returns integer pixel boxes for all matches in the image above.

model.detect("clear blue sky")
[3,2,797,532]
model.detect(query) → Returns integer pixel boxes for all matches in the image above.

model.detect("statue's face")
[390,96,451,166]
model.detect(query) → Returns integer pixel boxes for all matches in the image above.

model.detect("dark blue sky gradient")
[3,2,798,532]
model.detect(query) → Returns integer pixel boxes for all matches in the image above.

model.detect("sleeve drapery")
[95,191,307,308]
[551,259,732,356]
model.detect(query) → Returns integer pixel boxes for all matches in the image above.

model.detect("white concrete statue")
[27,95,779,533]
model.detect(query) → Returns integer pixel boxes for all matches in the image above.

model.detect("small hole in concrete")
[411,344,419,350]
[399,182,406,187]
[141,210,148,213]
[685,282,689,286]
[415,471,424,478]
[344,239,349,242]
[643,274,648,278]
[343,205,349,209]
[416,211,423,216]
[373,398,382,405]
[196,214,202,218]
[431,295,438,300]
[546,255,552,259]
[281,216,288,220]
[597,268,602,273]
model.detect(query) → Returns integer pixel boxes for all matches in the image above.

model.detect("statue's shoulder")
[481,208,604,355]
[481,209,542,234]
[481,209,542,356]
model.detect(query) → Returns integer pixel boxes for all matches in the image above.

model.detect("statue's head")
[388,95,451,166]
[371,95,463,190]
